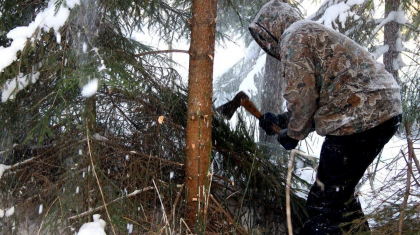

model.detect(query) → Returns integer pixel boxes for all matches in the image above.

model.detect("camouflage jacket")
[249,0,402,140]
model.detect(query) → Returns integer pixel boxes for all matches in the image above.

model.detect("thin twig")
[209,195,248,235]
[401,150,420,187]
[180,218,193,234]
[235,152,256,234]
[135,49,189,57]
[204,166,214,223]
[37,196,62,235]
[86,128,117,235]
[213,174,235,186]
[2,157,37,178]
[399,122,414,235]
[286,150,296,235]
[168,184,184,227]
[68,186,154,220]
[152,180,170,230]
[95,142,183,166]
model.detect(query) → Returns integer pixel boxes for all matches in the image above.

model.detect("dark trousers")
[302,115,401,235]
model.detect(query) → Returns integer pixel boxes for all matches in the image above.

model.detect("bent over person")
[250,0,402,234]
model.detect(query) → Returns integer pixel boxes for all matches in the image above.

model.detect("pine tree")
[184,0,217,230]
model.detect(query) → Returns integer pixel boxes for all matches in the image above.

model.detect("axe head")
[215,91,250,120]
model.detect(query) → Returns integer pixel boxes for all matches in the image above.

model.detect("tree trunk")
[259,54,284,142]
[185,0,217,230]
[383,0,400,83]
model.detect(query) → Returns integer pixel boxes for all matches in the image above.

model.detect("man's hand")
[259,112,280,135]
[259,112,289,135]
[278,129,299,150]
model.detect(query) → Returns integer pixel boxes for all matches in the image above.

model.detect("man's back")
[280,20,402,138]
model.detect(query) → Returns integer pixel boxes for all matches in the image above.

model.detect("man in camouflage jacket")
[251,0,402,234]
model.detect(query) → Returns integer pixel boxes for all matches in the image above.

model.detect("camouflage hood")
[249,0,301,60]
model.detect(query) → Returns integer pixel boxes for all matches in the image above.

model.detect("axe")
[215,91,282,134]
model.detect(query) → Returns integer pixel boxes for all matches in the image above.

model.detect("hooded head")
[249,0,301,60]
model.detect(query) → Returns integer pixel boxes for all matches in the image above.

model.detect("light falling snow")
[0,0,418,233]
[38,204,43,214]
[82,42,88,53]
[127,223,133,233]
[81,78,99,97]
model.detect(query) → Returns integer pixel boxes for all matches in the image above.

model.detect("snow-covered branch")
[0,0,80,102]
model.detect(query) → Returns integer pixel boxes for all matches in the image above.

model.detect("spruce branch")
[135,49,189,57]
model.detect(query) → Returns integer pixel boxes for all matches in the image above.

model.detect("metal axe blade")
[215,91,282,134]
[215,91,262,120]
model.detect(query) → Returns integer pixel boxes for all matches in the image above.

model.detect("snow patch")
[312,0,365,30]
[0,0,80,72]
[373,7,407,35]
[238,54,266,97]
[245,40,261,62]
[1,72,40,102]
[0,164,11,178]
[371,45,389,60]
[1,0,79,102]
[0,206,15,218]
[77,214,107,235]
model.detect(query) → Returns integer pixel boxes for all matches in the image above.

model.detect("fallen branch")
[68,186,154,220]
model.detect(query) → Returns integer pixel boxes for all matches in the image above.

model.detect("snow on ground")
[77,214,107,235]
[0,206,15,218]
[359,135,420,221]
[292,133,420,223]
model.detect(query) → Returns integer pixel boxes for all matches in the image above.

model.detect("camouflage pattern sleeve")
[281,33,318,140]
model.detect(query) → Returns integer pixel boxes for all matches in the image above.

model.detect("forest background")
[0,0,419,234]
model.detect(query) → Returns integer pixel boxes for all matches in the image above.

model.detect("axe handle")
[241,99,283,134]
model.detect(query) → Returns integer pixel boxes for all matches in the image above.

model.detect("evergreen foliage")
[0,0,308,234]
[1,0,419,233]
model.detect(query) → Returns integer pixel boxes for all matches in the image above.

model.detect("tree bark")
[259,54,284,142]
[383,0,400,83]
[185,0,217,230]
